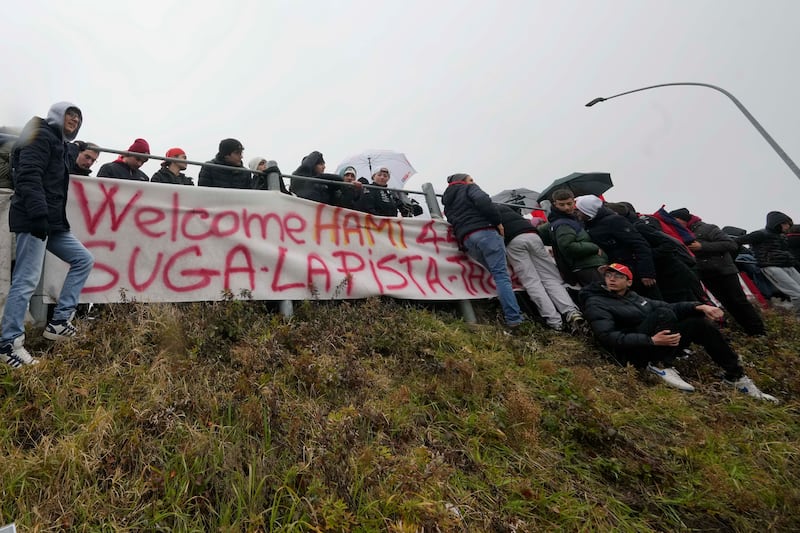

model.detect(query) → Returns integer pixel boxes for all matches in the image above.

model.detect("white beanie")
[575,195,603,219]
[248,156,267,171]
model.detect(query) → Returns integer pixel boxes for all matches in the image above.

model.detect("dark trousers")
[702,273,766,336]
[613,307,743,379]
[574,267,604,287]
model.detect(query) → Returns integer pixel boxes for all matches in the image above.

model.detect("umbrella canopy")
[337,149,416,190]
[491,187,541,210]
[537,172,613,203]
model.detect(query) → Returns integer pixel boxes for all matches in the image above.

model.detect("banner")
[43,177,498,303]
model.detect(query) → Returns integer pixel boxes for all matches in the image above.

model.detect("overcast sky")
[3,0,799,232]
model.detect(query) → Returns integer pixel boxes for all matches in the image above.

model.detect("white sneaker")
[646,364,695,392]
[0,335,40,368]
[724,375,780,404]
[43,319,78,341]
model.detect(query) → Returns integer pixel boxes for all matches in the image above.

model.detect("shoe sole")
[43,331,75,341]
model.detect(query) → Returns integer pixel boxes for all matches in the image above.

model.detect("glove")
[30,217,49,241]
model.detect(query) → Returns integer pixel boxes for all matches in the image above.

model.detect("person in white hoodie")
[0,102,94,368]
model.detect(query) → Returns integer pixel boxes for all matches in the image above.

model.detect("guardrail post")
[266,171,294,317]
[422,182,476,324]
[0,190,12,313]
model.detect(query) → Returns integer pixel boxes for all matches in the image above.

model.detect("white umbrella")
[337,149,417,190]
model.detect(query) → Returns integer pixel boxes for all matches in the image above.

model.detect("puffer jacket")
[584,206,657,279]
[356,183,399,217]
[151,166,195,186]
[198,156,252,189]
[579,281,700,350]
[497,204,536,244]
[9,102,81,233]
[547,208,607,282]
[688,219,739,276]
[97,160,149,181]
[289,151,342,204]
[441,177,500,245]
[736,211,796,268]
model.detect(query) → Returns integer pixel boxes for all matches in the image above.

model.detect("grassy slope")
[0,297,798,532]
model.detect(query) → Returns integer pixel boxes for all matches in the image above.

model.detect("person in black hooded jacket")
[737,211,800,313]
[290,151,352,205]
[1,102,95,368]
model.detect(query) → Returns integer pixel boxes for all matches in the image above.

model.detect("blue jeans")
[1,231,94,344]
[464,229,523,326]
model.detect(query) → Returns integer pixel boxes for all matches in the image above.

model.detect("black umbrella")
[491,187,541,210]
[537,172,613,203]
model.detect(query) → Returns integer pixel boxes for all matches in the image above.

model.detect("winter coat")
[150,166,195,186]
[688,219,739,276]
[547,208,607,282]
[356,183,400,217]
[584,206,657,279]
[198,156,252,189]
[289,151,342,204]
[497,205,536,245]
[9,102,82,233]
[579,282,700,350]
[736,211,797,268]
[97,160,149,181]
[441,179,500,245]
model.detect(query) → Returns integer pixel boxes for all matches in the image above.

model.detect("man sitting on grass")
[579,263,778,402]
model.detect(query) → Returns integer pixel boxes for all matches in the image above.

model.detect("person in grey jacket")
[670,208,766,336]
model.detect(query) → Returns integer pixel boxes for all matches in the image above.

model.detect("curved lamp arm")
[586,82,800,181]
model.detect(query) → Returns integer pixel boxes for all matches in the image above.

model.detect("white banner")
[42,176,498,303]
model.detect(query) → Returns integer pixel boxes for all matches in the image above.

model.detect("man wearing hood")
[736,211,800,314]
[1,102,95,368]
[198,138,252,189]
[580,263,777,402]
[442,173,524,331]
[97,138,151,181]
[289,151,354,205]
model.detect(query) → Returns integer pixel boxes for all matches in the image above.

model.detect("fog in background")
[3,0,799,231]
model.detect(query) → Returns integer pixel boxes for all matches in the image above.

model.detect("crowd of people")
[443,175,795,403]
[1,102,795,404]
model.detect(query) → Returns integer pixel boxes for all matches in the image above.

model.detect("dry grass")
[0,298,798,531]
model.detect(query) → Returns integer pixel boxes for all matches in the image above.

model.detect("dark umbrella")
[492,187,541,210]
[537,172,613,202]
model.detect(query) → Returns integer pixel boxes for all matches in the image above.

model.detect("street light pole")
[585,82,800,181]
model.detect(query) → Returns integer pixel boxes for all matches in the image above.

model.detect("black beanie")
[218,138,244,157]
[447,173,469,183]
[669,208,692,222]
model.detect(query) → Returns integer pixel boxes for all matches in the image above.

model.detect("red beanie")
[128,138,150,154]
[165,147,185,158]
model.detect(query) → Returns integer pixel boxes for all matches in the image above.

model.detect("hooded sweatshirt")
[289,151,343,204]
[9,102,82,232]
[736,211,796,267]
